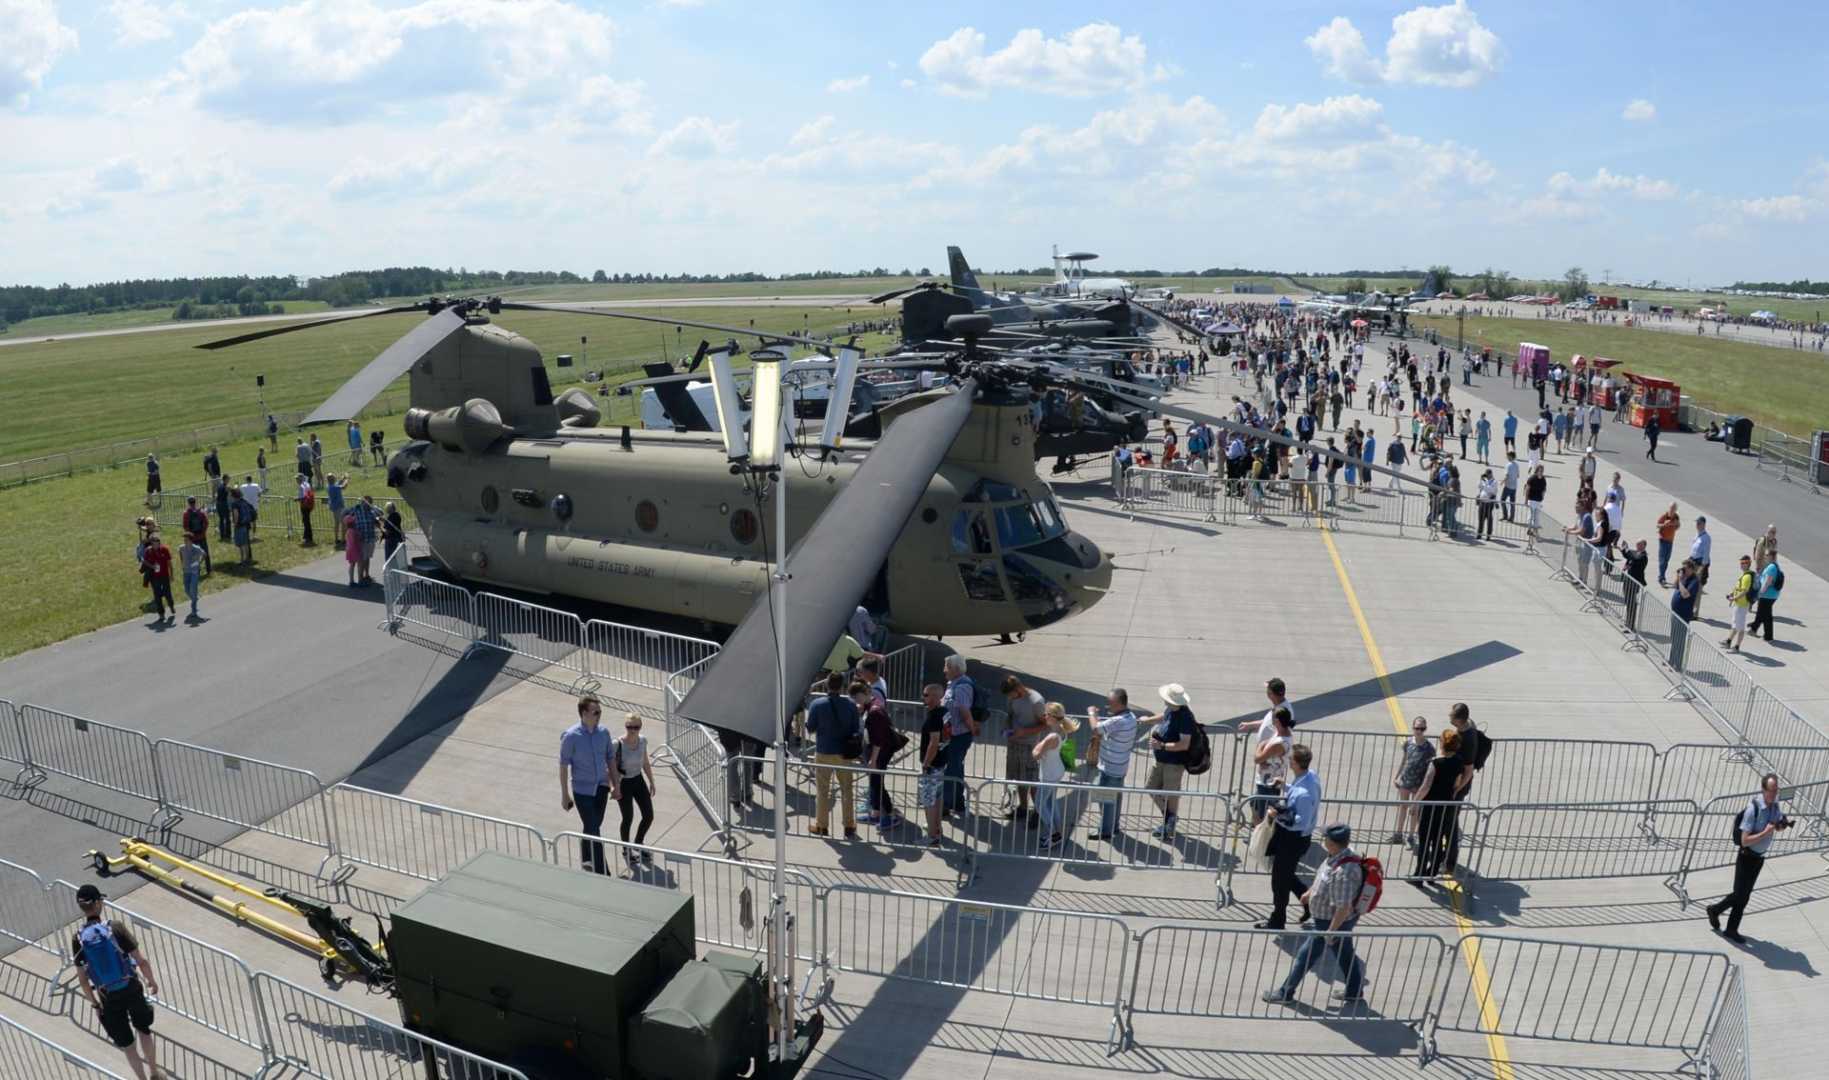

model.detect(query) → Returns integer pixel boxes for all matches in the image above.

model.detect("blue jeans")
[1035,785,1058,836]
[1280,918,1365,999]
[1096,769,1125,835]
[183,568,201,616]
[943,731,973,813]
[1657,538,1673,581]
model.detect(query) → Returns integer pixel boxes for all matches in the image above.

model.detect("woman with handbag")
[1250,707,1294,825]
[1031,704,1080,850]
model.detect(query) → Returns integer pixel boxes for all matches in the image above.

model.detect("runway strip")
[1319,520,1515,1080]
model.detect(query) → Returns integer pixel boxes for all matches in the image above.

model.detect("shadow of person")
[1728,934,1821,977]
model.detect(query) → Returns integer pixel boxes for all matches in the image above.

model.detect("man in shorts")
[72,884,168,1079]
[1001,676,1047,827]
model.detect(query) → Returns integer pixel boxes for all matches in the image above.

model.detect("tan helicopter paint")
[392,321,1111,635]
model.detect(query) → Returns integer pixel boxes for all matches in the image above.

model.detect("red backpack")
[1342,854,1384,916]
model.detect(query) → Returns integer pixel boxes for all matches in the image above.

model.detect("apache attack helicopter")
[199,299,1114,641]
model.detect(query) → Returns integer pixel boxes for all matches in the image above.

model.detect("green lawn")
[0,301,332,340]
[0,304,884,462]
[480,273,1302,303]
[1412,313,1829,435]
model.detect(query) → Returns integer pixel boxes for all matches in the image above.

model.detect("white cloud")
[1219,96,1493,190]
[790,115,835,147]
[329,150,497,200]
[93,156,152,192]
[648,116,738,158]
[163,0,621,125]
[1516,194,1600,222]
[1252,94,1383,142]
[1622,98,1656,122]
[1549,167,1677,201]
[919,22,1165,97]
[1734,195,1813,223]
[2,0,79,107]
[899,77,915,89]
[826,74,869,94]
[1304,2,1504,89]
[107,1,192,46]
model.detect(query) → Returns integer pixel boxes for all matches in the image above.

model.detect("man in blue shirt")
[807,671,863,838]
[939,655,978,816]
[559,695,613,873]
[1502,411,1518,453]
[1706,774,1788,942]
[1258,744,1321,930]
[1747,556,1783,644]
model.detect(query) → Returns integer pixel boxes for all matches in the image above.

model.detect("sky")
[4,0,1828,289]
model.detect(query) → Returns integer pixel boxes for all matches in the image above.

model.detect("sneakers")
[1260,989,1295,1005]
[808,825,830,837]
[1151,818,1178,840]
[640,850,653,866]
[1331,989,1366,1004]
[1086,829,1113,841]
[922,835,943,848]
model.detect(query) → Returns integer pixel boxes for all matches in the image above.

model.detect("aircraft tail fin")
[946,246,984,295]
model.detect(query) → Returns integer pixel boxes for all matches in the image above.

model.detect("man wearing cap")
[1263,822,1368,1008]
[72,884,168,1079]
[1257,743,1320,930]
[1141,683,1198,840]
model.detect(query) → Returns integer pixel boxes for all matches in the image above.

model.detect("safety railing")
[151,739,338,872]
[473,592,589,678]
[0,1013,128,1079]
[1116,466,1224,523]
[383,566,477,649]
[1125,925,1450,1042]
[0,858,71,961]
[12,706,168,824]
[970,778,1232,876]
[821,884,1132,1055]
[1228,798,1478,899]
[253,971,530,1080]
[58,884,274,1063]
[1703,962,1752,1080]
[582,620,719,692]
[0,698,21,773]
[1430,935,1729,1071]
[546,832,821,967]
[661,710,732,836]
[879,642,924,702]
[1472,801,1697,882]
[327,784,548,885]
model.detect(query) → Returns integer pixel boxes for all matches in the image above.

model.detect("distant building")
[1231,283,1272,294]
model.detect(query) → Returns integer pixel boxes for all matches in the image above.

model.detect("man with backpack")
[1263,822,1377,1009]
[71,883,169,1079]
[1706,774,1789,943]
[1141,683,1201,840]
[1747,555,1784,645]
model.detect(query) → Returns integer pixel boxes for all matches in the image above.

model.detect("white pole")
[771,466,793,1063]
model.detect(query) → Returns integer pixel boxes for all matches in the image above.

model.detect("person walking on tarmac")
[72,883,169,1079]
[1706,774,1790,943]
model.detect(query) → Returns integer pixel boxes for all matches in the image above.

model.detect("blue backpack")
[77,921,133,992]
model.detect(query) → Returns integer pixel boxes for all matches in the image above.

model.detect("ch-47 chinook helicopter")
[201,295,1442,745]
[198,298,1115,641]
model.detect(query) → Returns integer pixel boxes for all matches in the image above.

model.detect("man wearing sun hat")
[1142,683,1198,840]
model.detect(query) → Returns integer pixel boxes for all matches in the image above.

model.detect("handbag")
[1248,817,1276,864]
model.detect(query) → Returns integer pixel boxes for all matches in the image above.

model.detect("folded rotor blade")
[676,380,980,744]
[1131,300,1205,338]
[302,306,468,426]
[497,302,837,351]
[193,304,426,350]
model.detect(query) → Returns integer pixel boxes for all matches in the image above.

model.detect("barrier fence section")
[55,885,274,1064]
[253,971,530,1080]
[0,1013,128,1080]
[1228,798,1479,894]
[1125,925,1450,1044]
[971,778,1232,878]
[879,643,925,702]
[1430,935,1729,1071]
[328,784,547,886]
[1704,963,1752,1080]
[13,705,168,823]
[473,592,589,679]
[1117,467,1224,523]
[821,884,1132,1055]
[0,697,21,773]
[383,567,477,650]
[584,620,719,692]
[151,739,337,872]
[1471,801,1697,882]
[545,832,822,971]
[0,858,70,961]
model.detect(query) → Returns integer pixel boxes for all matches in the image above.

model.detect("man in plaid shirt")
[1263,822,1368,1008]
[350,495,381,585]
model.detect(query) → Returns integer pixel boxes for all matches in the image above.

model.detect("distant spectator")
[347,421,364,467]
[343,512,361,586]
[382,501,405,564]
[238,475,262,537]
[266,413,278,450]
[141,532,175,623]
[1390,716,1432,844]
[940,655,980,816]
[202,445,221,482]
[857,682,900,831]
[1748,554,1783,645]
[295,474,316,546]
[807,671,861,839]
[918,683,949,848]
[370,428,386,465]
[230,489,255,564]
[1032,703,1078,850]
[352,495,380,584]
[213,475,232,542]
[178,535,204,622]
[326,474,345,548]
[180,496,211,576]
[611,712,657,866]
[309,434,325,485]
[1656,504,1681,586]
[143,454,161,506]
[1142,683,1197,840]
[1723,554,1755,653]
[256,446,268,491]
[295,438,313,484]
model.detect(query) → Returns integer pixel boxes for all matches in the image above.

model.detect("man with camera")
[1706,773,1790,943]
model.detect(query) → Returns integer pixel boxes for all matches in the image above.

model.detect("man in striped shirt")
[1086,689,1138,841]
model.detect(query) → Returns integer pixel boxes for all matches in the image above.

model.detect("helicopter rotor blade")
[498,302,840,351]
[1131,299,1205,338]
[301,306,469,426]
[865,281,941,305]
[676,378,982,744]
[193,304,428,350]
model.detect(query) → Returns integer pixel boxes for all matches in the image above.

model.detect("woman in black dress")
[1414,727,1465,879]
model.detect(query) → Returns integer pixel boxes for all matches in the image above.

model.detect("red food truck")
[1625,372,1680,430]
[1572,355,1625,407]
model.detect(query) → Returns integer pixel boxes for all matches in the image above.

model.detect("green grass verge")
[1411,314,1829,435]
[0,301,332,340]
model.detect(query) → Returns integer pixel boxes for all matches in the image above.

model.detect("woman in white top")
[1031,703,1079,850]
[612,712,658,867]
[1250,706,1294,824]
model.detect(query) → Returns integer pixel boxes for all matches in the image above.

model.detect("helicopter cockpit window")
[962,480,1024,503]
[531,365,555,406]
[551,493,573,523]
[957,561,1006,602]
[950,511,994,556]
[994,504,1046,549]
[1034,498,1065,537]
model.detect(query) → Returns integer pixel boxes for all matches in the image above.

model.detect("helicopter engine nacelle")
[404,398,511,455]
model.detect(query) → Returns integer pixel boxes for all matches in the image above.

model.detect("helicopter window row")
[956,561,1005,602]
[993,500,1067,549]
[951,511,994,556]
[961,479,1025,503]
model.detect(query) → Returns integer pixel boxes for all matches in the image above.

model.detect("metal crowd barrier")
[546,832,823,970]
[0,1013,127,1079]
[1117,466,1224,523]
[1125,925,1450,1043]
[473,592,590,679]
[327,784,547,886]
[0,858,70,961]
[583,620,719,692]
[1472,800,1698,882]
[971,778,1232,879]
[12,706,167,826]
[151,739,339,874]
[1226,798,1477,901]
[1704,963,1752,1080]
[384,566,478,650]
[1430,935,1729,1073]
[253,971,530,1080]
[821,884,1132,1055]
[1,697,22,774]
[879,642,925,702]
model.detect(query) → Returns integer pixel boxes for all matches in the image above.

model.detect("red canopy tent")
[1625,372,1680,430]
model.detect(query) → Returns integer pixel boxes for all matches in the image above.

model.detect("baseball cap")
[76,884,106,904]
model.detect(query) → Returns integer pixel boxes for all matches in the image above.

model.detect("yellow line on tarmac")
[1318,522,1514,1080]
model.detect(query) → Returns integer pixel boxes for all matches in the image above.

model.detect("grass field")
[0,300,332,340]
[488,273,1302,303]
[0,303,883,462]
[1412,313,1829,435]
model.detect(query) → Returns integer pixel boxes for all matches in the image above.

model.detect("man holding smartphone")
[1707,773,1789,943]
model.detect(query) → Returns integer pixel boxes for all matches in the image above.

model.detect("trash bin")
[1728,417,1755,453]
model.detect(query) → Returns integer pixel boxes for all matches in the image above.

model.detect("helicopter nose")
[1062,531,1113,610]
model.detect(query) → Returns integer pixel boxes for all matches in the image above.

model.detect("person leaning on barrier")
[1141,683,1197,840]
[1257,743,1320,930]
[856,681,901,831]
[807,671,862,840]
[73,884,169,1080]
[1617,538,1649,630]
[1001,676,1048,826]
[1262,823,1367,1007]
[560,695,613,875]
[1706,773,1791,944]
